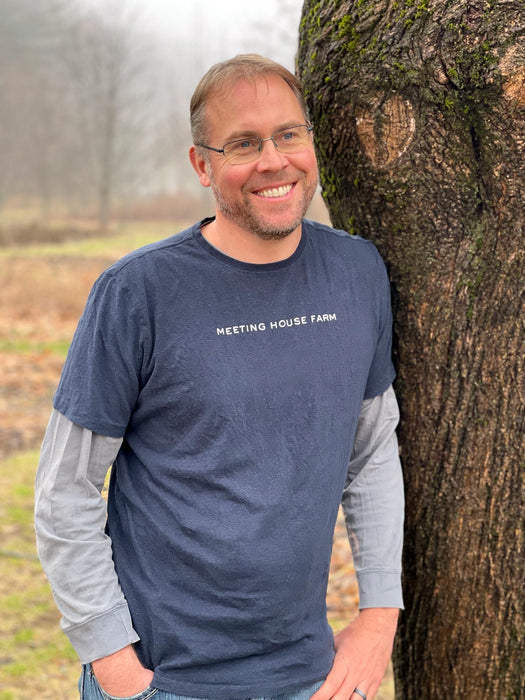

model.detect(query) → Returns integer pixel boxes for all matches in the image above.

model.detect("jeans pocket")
[87,665,158,700]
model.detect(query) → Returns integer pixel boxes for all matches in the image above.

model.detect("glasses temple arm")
[195,144,225,154]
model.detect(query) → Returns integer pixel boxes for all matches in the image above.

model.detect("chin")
[252,224,298,241]
[246,207,306,241]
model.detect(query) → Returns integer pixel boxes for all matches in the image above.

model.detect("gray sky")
[136,0,303,71]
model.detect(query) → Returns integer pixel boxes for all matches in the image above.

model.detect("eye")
[227,138,259,153]
[275,127,304,146]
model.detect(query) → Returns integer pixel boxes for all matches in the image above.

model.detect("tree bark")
[298,1,524,697]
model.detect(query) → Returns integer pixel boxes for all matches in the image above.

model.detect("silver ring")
[353,689,367,700]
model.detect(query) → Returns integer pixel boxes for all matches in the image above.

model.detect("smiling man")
[35,55,404,700]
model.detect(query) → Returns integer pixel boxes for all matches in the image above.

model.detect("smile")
[255,184,293,198]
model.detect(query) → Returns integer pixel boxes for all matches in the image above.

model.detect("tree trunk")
[298,1,524,698]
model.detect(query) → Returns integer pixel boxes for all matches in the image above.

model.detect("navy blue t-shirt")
[54,219,395,697]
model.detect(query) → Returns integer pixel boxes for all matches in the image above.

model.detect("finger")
[309,665,349,700]
[309,676,343,700]
[311,669,363,700]
[351,681,382,700]
[330,678,366,700]
[351,688,368,700]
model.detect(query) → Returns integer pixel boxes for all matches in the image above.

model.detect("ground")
[0,222,394,699]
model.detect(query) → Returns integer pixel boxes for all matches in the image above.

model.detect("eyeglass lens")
[223,125,311,163]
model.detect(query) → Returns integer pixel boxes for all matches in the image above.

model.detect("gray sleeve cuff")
[63,602,140,664]
[356,570,404,610]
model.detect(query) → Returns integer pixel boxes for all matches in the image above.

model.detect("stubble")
[209,171,318,241]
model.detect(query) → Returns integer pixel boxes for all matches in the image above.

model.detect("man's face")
[195,74,318,241]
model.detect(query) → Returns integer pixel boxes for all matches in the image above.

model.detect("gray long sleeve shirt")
[34,385,404,664]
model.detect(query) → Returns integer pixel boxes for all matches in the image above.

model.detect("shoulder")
[107,223,199,276]
[89,223,202,296]
[302,219,385,266]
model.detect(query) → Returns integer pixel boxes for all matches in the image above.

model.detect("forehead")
[204,74,305,140]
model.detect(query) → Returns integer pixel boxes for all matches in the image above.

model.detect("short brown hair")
[190,54,307,146]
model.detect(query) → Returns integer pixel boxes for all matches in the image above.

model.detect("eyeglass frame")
[195,123,314,162]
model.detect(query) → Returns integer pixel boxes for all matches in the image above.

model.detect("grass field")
[0,220,394,699]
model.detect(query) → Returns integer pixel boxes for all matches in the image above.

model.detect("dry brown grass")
[0,256,109,322]
[0,256,112,462]
[0,223,103,248]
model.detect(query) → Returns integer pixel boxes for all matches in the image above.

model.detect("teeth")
[257,184,292,198]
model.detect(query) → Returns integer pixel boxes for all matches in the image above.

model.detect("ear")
[189,146,211,188]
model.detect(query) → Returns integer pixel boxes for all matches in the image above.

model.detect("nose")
[255,137,288,171]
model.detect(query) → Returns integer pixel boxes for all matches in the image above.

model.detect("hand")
[91,645,154,698]
[311,608,399,700]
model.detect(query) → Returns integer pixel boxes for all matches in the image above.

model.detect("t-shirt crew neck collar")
[194,217,307,272]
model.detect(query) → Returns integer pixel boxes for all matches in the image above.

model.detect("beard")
[209,171,318,241]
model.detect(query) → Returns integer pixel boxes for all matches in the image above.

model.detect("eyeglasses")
[196,124,313,165]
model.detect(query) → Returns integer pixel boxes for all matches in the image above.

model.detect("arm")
[313,385,404,700]
[35,409,153,693]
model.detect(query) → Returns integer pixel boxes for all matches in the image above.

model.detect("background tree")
[298,1,524,698]
[0,0,66,214]
[58,2,155,230]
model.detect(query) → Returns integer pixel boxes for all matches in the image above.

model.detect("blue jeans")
[79,664,324,700]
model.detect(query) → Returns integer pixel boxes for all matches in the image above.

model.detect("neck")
[201,217,302,264]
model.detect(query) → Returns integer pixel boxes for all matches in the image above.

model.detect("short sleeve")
[363,252,396,399]
[53,270,147,437]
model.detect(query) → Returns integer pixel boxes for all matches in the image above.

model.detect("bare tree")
[0,0,67,215]
[57,1,155,229]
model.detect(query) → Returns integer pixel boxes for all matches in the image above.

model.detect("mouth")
[253,183,294,199]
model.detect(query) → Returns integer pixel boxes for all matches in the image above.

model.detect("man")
[35,54,403,700]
